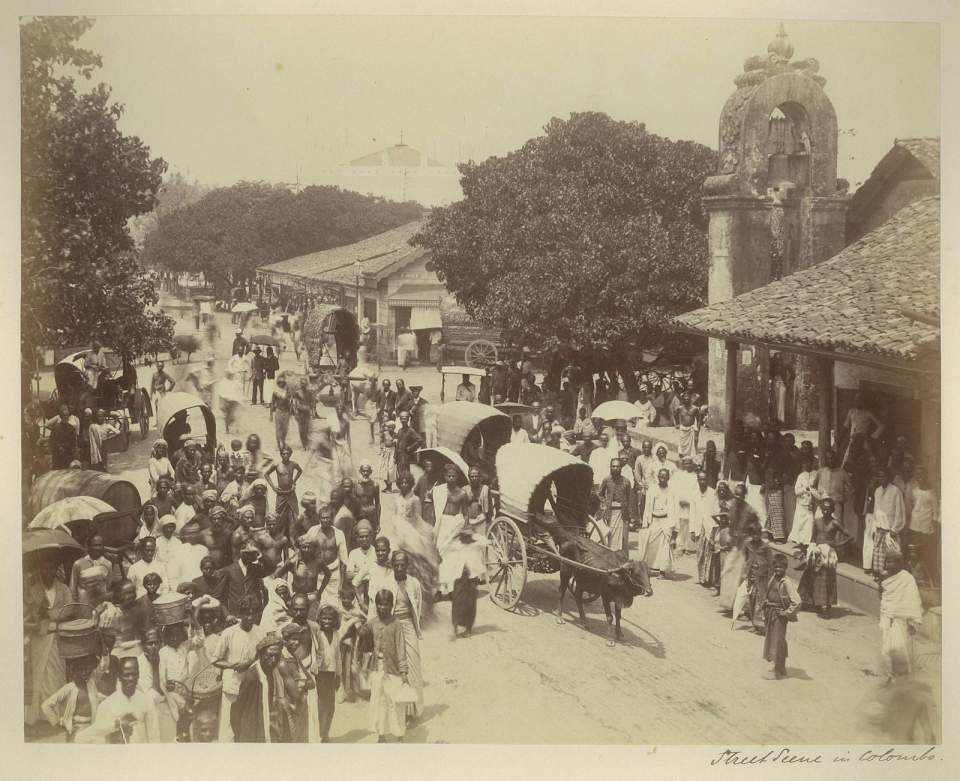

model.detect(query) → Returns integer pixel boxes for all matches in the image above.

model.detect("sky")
[75,15,940,190]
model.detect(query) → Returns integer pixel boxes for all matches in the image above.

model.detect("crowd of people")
[24,345,497,744]
[22,308,939,743]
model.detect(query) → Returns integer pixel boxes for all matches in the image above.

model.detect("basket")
[56,603,98,660]
[152,593,189,626]
[188,658,223,706]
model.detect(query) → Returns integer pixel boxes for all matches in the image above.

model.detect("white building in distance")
[310,143,463,208]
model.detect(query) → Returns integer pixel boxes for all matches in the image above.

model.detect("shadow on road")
[407,703,450,741]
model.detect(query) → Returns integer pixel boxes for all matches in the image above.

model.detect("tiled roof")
[895,137,940,179]
[258,221,424,283]
[387,284,443,304]
[672,196,940,363]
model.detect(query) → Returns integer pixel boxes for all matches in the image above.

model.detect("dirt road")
[98,311,935,745]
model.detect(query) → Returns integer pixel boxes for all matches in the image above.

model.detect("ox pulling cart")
[484,443,617,609]
[485,444,653,642]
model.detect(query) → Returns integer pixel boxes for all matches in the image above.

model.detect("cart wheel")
[486,515,527,610]
[465,339,498,369]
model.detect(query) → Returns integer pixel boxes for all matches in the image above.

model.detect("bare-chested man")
[253,513,288,570]
[354,461,381,531]
[276,537,331,611]
[302,504,349,607]
[434,464,472,597]
[292,492,320,541]
[202,506,233,566]
[265,446,302,537]
[674,392,700,461]
[230,505,256,563]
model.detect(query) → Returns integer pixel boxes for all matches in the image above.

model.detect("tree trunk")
[620,364,640,402]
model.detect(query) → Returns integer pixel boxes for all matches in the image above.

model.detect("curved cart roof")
[436,401,511,455]
[495,443,593,516]
[54,349,121,391]
[28,470,142,521]
[416,447,470,483]
[157,392,216,449]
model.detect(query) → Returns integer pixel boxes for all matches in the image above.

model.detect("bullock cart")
[485,443,613,610]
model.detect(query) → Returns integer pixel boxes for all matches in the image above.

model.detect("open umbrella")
[29,496,115,531]
[416,447,470,483]
[23,527,84,556]
[231,302,258,314]
[249,334,281,347]
[591,400,642,422]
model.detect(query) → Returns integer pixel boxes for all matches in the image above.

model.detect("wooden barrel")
[28,470,142,521]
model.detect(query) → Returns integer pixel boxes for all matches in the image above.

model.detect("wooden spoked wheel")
[465,339,498,369]
[486,515,527,610]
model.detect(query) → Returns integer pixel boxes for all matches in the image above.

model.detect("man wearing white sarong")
[212,598,264,742]
[872,468,906,580]
[432,466,485,595]
[879,551,923,682]
[789,456,818,549]
[672,459,699,554]
[638,468,678,576]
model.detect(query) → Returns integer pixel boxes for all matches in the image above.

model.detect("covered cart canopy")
[303,305,360,368]
[436,401,511,457]
[495,443,593,517]
[157,392,217,454]
[416,447,469,483]
[28,470,141,521]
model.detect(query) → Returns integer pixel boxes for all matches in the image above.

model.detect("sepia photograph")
[12,3,948,755]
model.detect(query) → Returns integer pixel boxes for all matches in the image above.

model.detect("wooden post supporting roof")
[817,356,834,465]
[724,340,738,455]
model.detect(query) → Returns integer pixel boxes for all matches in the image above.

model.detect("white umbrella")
[231,302,258,313]
[29,496,115,531]
[591,400,642,422]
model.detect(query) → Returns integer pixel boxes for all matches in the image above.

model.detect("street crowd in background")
[22,305,939,744]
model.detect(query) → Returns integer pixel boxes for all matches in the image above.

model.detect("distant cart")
[442,313,503,370]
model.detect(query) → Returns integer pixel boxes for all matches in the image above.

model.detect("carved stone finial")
[767,23,794,62]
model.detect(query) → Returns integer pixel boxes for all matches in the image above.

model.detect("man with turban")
[232,633,296,743]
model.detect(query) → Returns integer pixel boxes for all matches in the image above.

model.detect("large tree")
[141,182,424,294]
[21,17,173,361]
[412,111,715,393]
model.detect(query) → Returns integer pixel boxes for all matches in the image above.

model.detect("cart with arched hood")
[303,304,361,373]
[157,392,217,465]
[485,443,608,609]
[435,401,511,479]
[48,349,153,446]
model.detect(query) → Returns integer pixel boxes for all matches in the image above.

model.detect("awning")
[387,284,442,307]
[410,306,442,330]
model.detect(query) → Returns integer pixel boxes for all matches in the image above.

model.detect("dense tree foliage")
[21,17,174,360]
[128,171,209,249]
[412,112,715,378]
[141,183,424,294]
